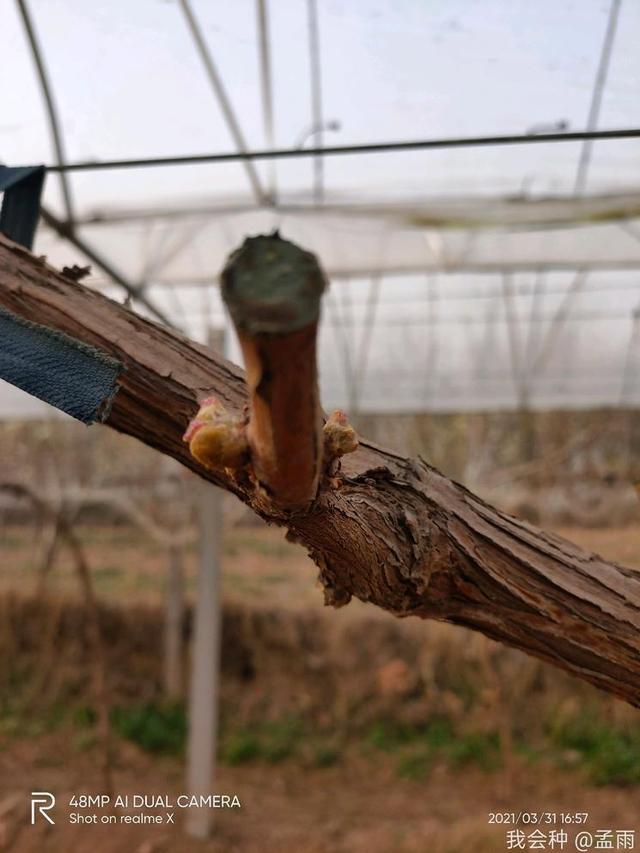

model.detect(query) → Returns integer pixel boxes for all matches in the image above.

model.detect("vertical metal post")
[164,544,184,699]
[256,0,276,199]
[307,0,324,203]
[423,275,439,408]
[327,287,358,413]
[185,328,225,840]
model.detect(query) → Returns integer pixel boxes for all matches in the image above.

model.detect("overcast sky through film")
[1,0,640,416]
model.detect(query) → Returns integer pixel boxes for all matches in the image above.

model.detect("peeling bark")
[1,233,639,705]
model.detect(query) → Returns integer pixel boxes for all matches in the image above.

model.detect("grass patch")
[446,673,479,708]
[223,541,239,557]
[367,716,455,752]
[551,713,640,786]
[220,716,306,765]
[312,743,340,768]
[111,702,186,756]
[0,699,69,739]
[447,731,500,770]
[0,533,30,550]
[132,573,163,591]
[93,566,125,588]
[261,573,289,585]
[220,731,262,765]
[78,528,148,548]
[515,742,543,765]
[366,716,500,779]
[223,572,263,595]
[261,718,304,763]
[396,749,433,781]
[73,705,97,729]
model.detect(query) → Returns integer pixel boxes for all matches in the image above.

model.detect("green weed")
[366,716,500,779]
[220,731,262,765]
[111,702,186,755]
[552,713,640,786]
[220,716,306,765]
[312,743,340,768]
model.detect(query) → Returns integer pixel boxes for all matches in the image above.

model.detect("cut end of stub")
[220,233,327,336]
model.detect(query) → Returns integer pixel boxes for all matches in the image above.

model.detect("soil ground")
[1,523,639,852]
[3,521,640,612]
[2,728,640,853]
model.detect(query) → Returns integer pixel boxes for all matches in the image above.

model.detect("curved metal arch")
[15,0,173,326]
[15,0,74,224]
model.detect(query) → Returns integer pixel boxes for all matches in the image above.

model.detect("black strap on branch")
[0,167,125,421]
[0,165,45,249]
[0,306,123,423]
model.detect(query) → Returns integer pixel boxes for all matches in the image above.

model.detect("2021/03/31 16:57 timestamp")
[488,813,589,826]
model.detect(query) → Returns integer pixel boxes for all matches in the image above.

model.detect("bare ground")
[2,729,639,853]
[1,523,639,852]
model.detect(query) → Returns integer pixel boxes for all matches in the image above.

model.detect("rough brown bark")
[1,233,639,705]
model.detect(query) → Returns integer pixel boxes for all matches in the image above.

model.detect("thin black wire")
[162,304,640,326]
[44,127,640,174]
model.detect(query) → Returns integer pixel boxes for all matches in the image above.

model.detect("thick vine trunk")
[1,233,639,704]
